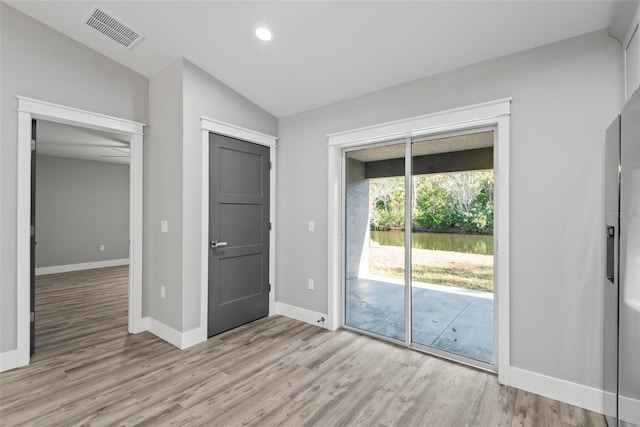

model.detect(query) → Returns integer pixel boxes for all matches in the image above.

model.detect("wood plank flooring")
[0,266,606,426]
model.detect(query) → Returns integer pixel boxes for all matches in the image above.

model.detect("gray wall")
[181,59,277,331]
[276,30,624,389]
[35,155,129,268]
[145,59,184,331]
[0,4,148,353]
[145,58,277,332]
[0,2,626,398]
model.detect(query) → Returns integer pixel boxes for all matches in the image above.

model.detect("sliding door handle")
[606,226,615,283]
[210,240,228,249]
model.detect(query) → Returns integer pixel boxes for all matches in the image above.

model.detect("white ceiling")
[8,1,620,118]
[36,121,130,165]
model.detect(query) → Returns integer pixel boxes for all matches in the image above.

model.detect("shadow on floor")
[346,277,494,364]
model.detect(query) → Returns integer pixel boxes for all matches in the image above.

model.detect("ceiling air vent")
[84,7,143,49]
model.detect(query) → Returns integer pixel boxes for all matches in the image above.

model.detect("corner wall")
[276,30,624,397]
[144,59,184,330]
[144,58,277,336]
[181,59,277,332]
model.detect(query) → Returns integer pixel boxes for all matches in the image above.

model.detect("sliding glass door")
[410,134,495,365]
[344,141,406,341]
[344,131,496,369]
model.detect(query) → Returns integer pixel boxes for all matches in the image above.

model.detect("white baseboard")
[604,391,617,419]
[603,392,640,424]
[510,367,604,414]
[181,327,206,349]
[36,258,129,276]
[620,395,640,425]
[144,317,205,350]
[0,350,18,373]
[275,301,327,329]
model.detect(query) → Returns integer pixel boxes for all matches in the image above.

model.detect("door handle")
[606,226,615,283]
[210,240,228,249]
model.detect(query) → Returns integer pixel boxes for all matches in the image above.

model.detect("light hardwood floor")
[0,266,606,426]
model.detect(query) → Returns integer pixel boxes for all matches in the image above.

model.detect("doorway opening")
[32,119,132,357]
[15,96,144,368]
[344,129,496,371]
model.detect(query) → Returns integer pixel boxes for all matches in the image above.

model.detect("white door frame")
[327,98,511,385]
[199,117,277,339]
[16,96,145,367]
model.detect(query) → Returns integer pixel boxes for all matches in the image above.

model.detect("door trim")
[15,96,145,368]
[327,98,511,385]
[200,117,277,342]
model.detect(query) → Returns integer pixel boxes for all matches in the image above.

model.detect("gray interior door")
[208,133,270,337]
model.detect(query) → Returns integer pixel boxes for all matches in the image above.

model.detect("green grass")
[368,244,494,292]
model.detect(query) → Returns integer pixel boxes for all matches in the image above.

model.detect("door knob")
[210,240,228,249]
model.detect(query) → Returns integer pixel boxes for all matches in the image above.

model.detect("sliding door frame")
[328,98,511,384]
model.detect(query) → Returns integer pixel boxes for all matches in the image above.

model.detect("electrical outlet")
[161,286,166,299]
[161,220,168,233]
[307,278,314,290]
[99,244,105,251]
[308,220,315,232]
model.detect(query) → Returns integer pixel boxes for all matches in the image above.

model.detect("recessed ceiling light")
[255,27,272,42]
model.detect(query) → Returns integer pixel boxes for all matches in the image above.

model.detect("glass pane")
[345,142,405,341]
[411,132,495,364]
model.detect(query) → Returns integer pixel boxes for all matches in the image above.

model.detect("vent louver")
[84,7,143,49]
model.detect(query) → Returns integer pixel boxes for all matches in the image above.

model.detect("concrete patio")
[346,276,494,364]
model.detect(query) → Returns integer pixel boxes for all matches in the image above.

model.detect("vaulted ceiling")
[8,1,621,118]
